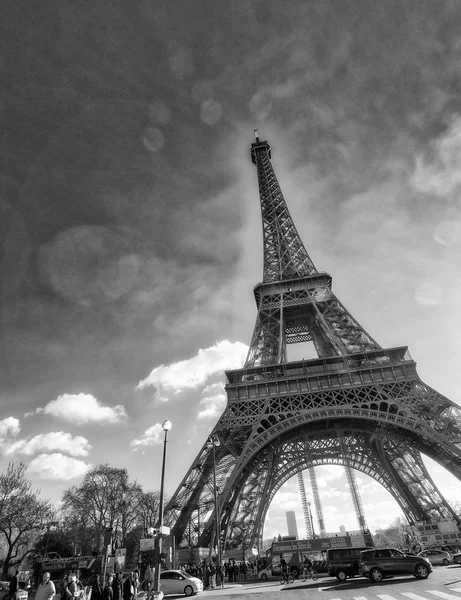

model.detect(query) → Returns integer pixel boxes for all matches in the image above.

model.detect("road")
[187,565,461,600]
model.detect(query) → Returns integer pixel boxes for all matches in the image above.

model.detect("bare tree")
[62,464,143,551]
[0,463,54,578]
[138,491,162,532]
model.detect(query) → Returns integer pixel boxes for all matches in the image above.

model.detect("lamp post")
[153,419,172,600]
[206,435,221,581]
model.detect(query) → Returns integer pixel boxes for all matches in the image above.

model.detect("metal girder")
[163,135,461,554]
[251,138,317,283]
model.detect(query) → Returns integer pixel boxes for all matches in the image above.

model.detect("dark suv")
[327,546,373,581]
[359,548,432,582]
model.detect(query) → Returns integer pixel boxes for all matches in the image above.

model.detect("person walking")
[122,573,137,600]
[35,573,56,600]
[143,565,154,593]
[216,564,224,589]
[91,577,103,600]
[9,570,19,599]
[209,562,216,589]
[112,572,123,600]
[65,575,81,600]
[103,576,114,600]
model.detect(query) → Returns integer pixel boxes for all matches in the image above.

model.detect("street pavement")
[190,565,461,600]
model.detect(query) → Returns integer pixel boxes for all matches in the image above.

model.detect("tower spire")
[245,135,380,367]
[250,134,317,282]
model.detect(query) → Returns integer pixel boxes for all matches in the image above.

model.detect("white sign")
[140,538,156,551]
[115,548,126,571]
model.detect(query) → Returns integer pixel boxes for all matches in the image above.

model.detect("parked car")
[0,582,29,600]
[417,549,453,566]
[326,546,374,581]
[359,548,432,582]
[257,566,273,580]
[159,570,203,597]
[453,552,461,565]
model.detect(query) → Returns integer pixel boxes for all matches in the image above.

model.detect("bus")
[36,554,104,597]
[267,531,374,578]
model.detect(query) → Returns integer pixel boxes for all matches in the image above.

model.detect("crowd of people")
[178,559,261,588]
[10,558,263,600]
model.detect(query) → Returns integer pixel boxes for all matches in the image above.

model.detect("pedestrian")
[104,576,114,600]
[210,561,216,589]
[91,577,103,600]
[203,563,210,589]
[216,564,223,588]
[35,573,56,600]
[123,572,137,600]
[10,570,19,599]
[65,575,81,600]
[112,572,123,600]
[143,565,154,592]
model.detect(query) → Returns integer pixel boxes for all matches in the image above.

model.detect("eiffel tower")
[164,133,461,552]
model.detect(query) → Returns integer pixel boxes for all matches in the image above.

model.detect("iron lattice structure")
[164,135,461,553]
[297,472,312,538]
[309,467,326,537]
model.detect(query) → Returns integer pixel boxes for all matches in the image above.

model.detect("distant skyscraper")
[339,525,346,536]
[286,511,299,538]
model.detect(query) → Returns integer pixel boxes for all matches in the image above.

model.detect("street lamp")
[206,435,222,580]
[153,419,172,600]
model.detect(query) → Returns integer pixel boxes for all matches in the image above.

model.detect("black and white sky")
[1,0,461,537]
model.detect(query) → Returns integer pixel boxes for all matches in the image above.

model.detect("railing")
[225,347,412,385]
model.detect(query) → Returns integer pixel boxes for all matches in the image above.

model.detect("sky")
[1,0,461,542]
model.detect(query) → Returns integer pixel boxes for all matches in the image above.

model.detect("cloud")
[37,393,127,425]
[411,116,461,197]
[137,340,248,401]
[27,453,91,481]
[197,383,226,420]
[0,417,20,440]
[130,423,165,452]
[5,432,91,457]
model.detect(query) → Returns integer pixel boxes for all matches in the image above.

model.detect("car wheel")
[443,559,449,566]
[336,570,347,582]
[184,585,194,596]
[261,574,268,581]
[370,568,383,583]
[415,564,430,579]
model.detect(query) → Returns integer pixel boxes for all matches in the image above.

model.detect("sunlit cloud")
[0,417,20,441]
[137,340,248,401]
[130,423,166,452]
[197,383,226,420]
[36,393,127,425]
[28,453,91,481]
[6,432,91,457]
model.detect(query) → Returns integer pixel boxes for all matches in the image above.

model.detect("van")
[326,546,373,581]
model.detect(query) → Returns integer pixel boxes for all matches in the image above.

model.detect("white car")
[159,570,203,597]
[417,549,453,566]
[257,567,273,580]
[0,582,28,600]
